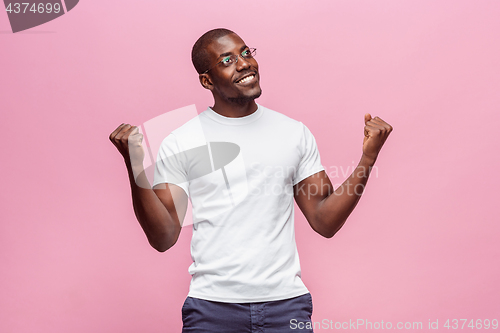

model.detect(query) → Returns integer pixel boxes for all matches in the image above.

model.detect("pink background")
[1,0,499,332]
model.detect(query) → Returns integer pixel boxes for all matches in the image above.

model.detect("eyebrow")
[218,45,249,59]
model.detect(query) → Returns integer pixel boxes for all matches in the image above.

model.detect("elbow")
[321,230,336,239]
[151,242,169,252]
[313,217,346,239]
[146,222,181,252]
[317,228,337,239]
[311,224,336,239]
[150,239,175,252]
[148,232,179,253]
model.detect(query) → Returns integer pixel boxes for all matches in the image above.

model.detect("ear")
[199,74,214,91]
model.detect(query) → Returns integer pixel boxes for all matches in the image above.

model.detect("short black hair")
[192,28,235,74]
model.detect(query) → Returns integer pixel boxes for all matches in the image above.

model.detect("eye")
[241,49,251,58]
[221,56,233,65]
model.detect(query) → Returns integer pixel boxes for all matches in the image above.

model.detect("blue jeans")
[181,293,314,333]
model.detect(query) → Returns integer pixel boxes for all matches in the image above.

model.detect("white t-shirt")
[153,104,324,303]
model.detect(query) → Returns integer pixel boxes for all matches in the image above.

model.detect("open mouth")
[235,74,256,84]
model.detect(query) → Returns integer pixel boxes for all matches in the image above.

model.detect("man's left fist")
[362,113,393,162]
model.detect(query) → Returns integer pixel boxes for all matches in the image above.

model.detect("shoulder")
[260,105,316,142]
[170,114,203,137]
[159,114,206,151]
[259,105,306,130]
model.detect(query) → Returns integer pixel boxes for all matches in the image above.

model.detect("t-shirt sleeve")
[153,133,190,197]
[292,123,325,186]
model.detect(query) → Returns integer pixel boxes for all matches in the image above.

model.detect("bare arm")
[109,124,188,252]
[294,114,393,238]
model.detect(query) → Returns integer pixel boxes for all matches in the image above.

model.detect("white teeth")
[238,75,254,83]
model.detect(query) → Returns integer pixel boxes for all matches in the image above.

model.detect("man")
[109,28,392,332]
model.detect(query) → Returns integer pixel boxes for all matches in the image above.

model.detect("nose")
[235,55,251,71]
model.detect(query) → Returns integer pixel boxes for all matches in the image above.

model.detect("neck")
[211,99,258,118]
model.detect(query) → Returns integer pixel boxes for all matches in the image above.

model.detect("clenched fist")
[109,124,146,178]
[362,114,393,162]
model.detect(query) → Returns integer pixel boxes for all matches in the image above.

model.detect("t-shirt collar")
[203,104,264,126]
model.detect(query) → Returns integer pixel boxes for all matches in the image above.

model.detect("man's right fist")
[109,123,145,168]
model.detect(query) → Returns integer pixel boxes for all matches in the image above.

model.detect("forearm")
[126,163,180,252]
[294,114,392,238]
[315,154,376,237]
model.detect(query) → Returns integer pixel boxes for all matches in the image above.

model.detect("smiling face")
[201,33,262,106]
